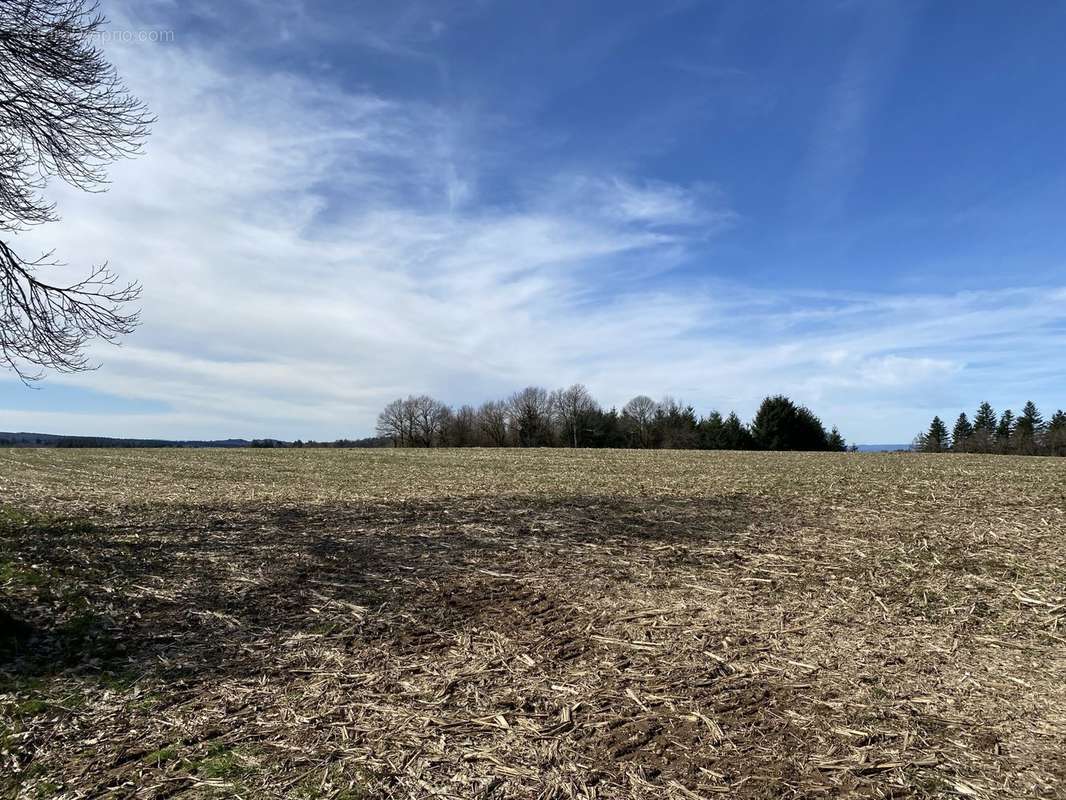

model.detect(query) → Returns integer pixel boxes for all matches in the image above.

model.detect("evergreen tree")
[721,412,754,450]
[971,401,997,453]
[1047,410,1066,457]
[795,406,831,449]
[827,426,846,452]
[1014,401,1045,454]
[750,395,793,450]
[652,398,699,449]
[698,411,725,449]
[750,395,831,451]
[1019,400,1044,431]
[995,409,1014,453]
[587,407,627,448]
[996,409,1014,438]
[951,413,974,452]
[973,402,997,431]
[918,416,950,453]
[370,389,842,454]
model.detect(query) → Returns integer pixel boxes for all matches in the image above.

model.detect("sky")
[2,0,1065,443]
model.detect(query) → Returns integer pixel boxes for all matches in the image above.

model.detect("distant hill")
[2,431,915,452]
[0,431,252,448]
[0,432,390,449]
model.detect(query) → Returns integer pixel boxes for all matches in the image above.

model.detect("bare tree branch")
[0,241,139,381]
[0,0,152,380]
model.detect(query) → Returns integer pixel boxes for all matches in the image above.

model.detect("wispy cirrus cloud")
[1,1,1064,444]
[792,1,913,223]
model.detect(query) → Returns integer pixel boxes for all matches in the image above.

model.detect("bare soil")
[0,449,1064,798]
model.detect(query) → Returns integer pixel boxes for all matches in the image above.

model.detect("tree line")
[916,401,1066,456]
[376,388,848,452]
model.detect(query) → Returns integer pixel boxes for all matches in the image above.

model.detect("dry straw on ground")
[1,448,1064,798]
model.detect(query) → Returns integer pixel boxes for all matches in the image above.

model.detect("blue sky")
[2,0,1065,442]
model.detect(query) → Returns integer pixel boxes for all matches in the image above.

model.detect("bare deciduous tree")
[408,394,449,447]
[449,404,477,446]
[377,395,453,447]
[509,386,553,447]
[375,398,407,446]
[553,383,598,448]
[477,400,510,446]
[0,0,153,380]
[622,394,656,448]
[373,390,858,454]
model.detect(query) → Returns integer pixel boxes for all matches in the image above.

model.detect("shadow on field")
[0,494,789,686]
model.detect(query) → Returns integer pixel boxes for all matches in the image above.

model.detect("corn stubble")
[1,448,1064,798]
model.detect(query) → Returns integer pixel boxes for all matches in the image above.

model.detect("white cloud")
[1,7,1064,444]
[539,175,736,231]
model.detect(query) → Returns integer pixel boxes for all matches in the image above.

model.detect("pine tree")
[698,411,725,450]
[1047,410,1066,457]
[750,395,831,451]
[722,412,754,450]
[1015,401,1043,434]
[827,426,846,452]
[971,401,997,453]
[951,413,974,452]
[1014,401,1044,455]
[973,402,997,431]
[996,409,1014,453]
[918,416,950,453]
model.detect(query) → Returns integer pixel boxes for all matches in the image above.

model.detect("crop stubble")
[0,448,1064,798]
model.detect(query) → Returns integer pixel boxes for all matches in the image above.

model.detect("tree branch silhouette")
[0,0,152,381]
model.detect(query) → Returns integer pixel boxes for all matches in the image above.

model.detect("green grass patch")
[52,611,120,660]
[192,742,252,782]
[0,506,33,530]
[0,761,60,800]
[0,506,98,537]
[96,670,141,692]
[33,780,61,799]
[129,691,162,711]
[291,763,376,799]
[143,745,179,766]
[13,698,50,718]
[0,559,46,587]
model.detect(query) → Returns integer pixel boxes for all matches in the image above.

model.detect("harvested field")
[1,448,1064,799]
